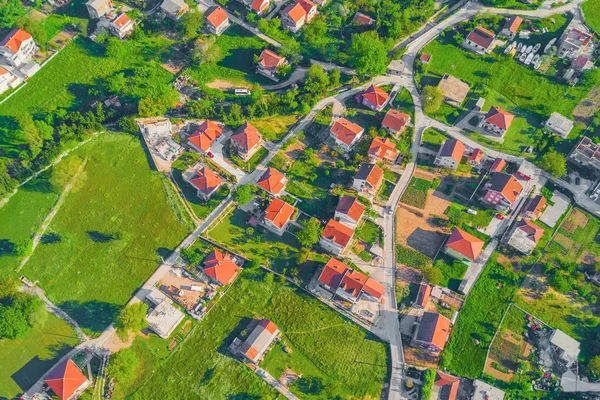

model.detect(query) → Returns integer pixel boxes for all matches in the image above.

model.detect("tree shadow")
[59,300,120,333]
[0,239,17,256]
[156,247,173,260]
[10,342,73,392]
[217,316,254,357]
[41,233,62,245]
[87,231,120,243]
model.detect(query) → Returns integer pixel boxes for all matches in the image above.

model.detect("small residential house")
[184,167,223,200]
[420,53,432,64]
[230,122,263,161]
[237,319,279,364]
[558,26,594,59]
[202,249,241,286]
[368,137,399,163]
[45,359,91,400]
[110,13,135,39]
[444,227,485,263]
[415,283,431,309]
[206,6,230,36]
[352,163,384,196]
[257,167,288,196]
[334,194,365,229]
[550,329,580,366]
[434,139,465,170]
[508,219,543,255]
[569,136,600,173]
[0,29,37,68]
[187,120,223,154]
[523,195,546,219]
[501,15,522,38]
[281,0,317,32]
[256,49,287,81]
[382,109,410,135]
[438,74,470,107]
[544,112,574,139]
[317,258,385,303]
[433,371,461,400]
[482,172,523,210]
[414,312,452,353]
[264,198,295,235]
[145,288,185,338]
[387,59,404,76]
[354,12,376,25]
[472,380,505,400]
[463,26,495,54]
[479,106,514,138]
[160,0,189,20]
[86,0,112,18]
[241,0,270,14]
[467,148,483,167]
[360,84,390,112]
[0,67,22,95]
[330,118,364,152]
[490,157,506,173]
[320,219,354,255]
[573,54,594,72]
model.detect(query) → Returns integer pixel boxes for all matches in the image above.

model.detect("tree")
[421,368,436,400]
[264,272,274,285]
[0,294,43,339]
[0,277,19,300]
[422,86,444,114]
[248,258,262,270]
[549,274,571,293]
[296,376,324,395]
[180,248,202,265]
[138,84,179,117]
[348,31,389,77]
[107,348,139,383]
[540,150,566,177]
[115,303,148,340]
[329,68,341,88]
[50,156,86,192]
[192,36,222,65]
[16,113,43,159]
[303,64,330,96]
[423,266,443,286]
[589,356,600,379]
[118,116,139,134]
[179,9,203,38]
[233,184,253,205]
[297,218,322,248]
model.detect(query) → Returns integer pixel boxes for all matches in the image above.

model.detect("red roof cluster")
[446,227,485,261]
[318,258,385,300]
[188,120,223,152]
[322,219,354,247]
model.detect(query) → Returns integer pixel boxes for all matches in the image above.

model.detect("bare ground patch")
[207,79,250,90]
[573,85,600,125]
[403,346,440,369]
[283,139,306,162]
[554,233,574,249]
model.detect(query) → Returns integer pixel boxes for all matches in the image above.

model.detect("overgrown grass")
[229,146,269,173]
[396,244,432,269]
[356,220,382,245]
[583,0,600,34]
[400,177,431,209]
[250,114,298,142]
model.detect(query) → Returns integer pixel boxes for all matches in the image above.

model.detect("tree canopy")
[115,303,148,340]
[297,218,322,248]
[539,150,566,177]
[422,86,444,114]
[107,348,139,383]
[233,184,253,205]
[348,31,389,77]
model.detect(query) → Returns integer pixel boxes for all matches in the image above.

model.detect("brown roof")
[362,84,389,108]
[468,148,483,163]
[330,118,364,146]
[251,0,269,11]
[231,122,262,151]
[485,106,514,130]
[188,167,223,195]
[438,73,470,105]
[439,139,466,163]
[488,173,523,204]
[355,163,384,188]
[206,6,228,28]
[335,195,365,223]
[258,49,285,69]
[525,195,546,218]
[420,53,432,63]
[490,158,506,172]
[322,219,354,247]
[188,120,223,152]
[417,312,451,351]
[368,137,399,162]
[257,168,286,194]
[382,109,410,131]
[446,227,484,261]
[0,29,32,53]
[354,12,375,25]
[515,219,544,242]
[435,371,460,400]
[203,249,240,285]
[283,2,306,23]
[466,26,495,49]
[416,283,431,308]
[264,198,295,228]
[503,15,522,34]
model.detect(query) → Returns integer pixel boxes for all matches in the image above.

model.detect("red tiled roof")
[446,227,485,261]
[466,26,495,49]
[258,49,284,69]
[298,0,316,12]
[488,173,523,204]
[231,122,262,151]
[490,158,506,172]
[515,219,544,242]
[439,139,466,163]
[421,312,452,350]
[203,249,240,285]
[257,168,287,194]
[206,6,228,28]
[356,163,384,189]
[264,198,294,229]
[322,219,354,247]
[45,360,88,400]
[0,67,8,75]
[382,109,410,132]
[335,195,365,223]
[362,84,389,108]
[251,0,269,12]
[369,137,399,161]
[189,167,222,195]
[504,15,522,34]
[420,53,431,63]
[468,148,483,163]
[354,12,375,25]
[318,257,349,288]
[259,318,278,334]
[435,371,460,400]
[283,2,306,23]
[188,120,223,152]
[0,28,32,53]
[526,195,546,218]
[113,13,132,28]
[416,283,431,308]
[245,346,259,360]
[485,106,514,130]
[330,118,364,146]
[319,258,384,300]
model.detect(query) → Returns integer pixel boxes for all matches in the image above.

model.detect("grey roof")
[161,0,187,14]
[472,380,505,400]
[239,319,279,363]
[550,329,580,364]
[545,112,574,138]
[355,163,377,180]
[487,172,513,192]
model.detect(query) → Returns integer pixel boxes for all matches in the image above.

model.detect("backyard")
[583,0,600,34]
[250,114,298,143]
[400,177,433,209]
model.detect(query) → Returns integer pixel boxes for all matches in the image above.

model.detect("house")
[501,15,522,38]
[544,112,574,139]
[264,198,295,235]
[414,312,452,353]
[490,157,506,173]
[206,6,230,35]
[281,0,316,32]
[558,26,594,59]
[434,139,465,170]
[352,163,384,196]
[433,371,460,400]
[508,219,543,255]
[360,84,390,112]
[550,329,580,366]
[482,172,523,210]
[320,219,354,255]
[420,53,432,64]
[387,59,404,76]
[523,195,546,219]
[472,380,505,400]
[569,136,600,173]
[317,258,385,302]
[382,109,410,135]
[161,0,189,20]
[230,122,263,161]
[467,148,483,167]
[463,26,495,54]
[202,249,241,286]
[0,67,22,95]
[184,167,223,201]
[438,74,470,107]
[354,12,376,25]
[444,227,485,263]
[256,49,287,81]
[145,288,185,338]
[45,360,91,400]
[109,13,135,39]
[415,283,431,308]
[334,194,365,229]
[479,106,514,138]
[330,118,364,152]
[257,167,288,196]
[187,120,223,154]
[241,0,270,14]
[368,137,399,163]
[139,118,172,138]
[86,0,112,18]
[0,29,37,68]
[573,55,594,72]
[237,319,279,364]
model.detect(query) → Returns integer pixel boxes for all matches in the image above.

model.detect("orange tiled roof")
[416,283,431,308]
[257,168,287,195]
[355,163,384,188]
[439,139,466,163]
[297,0,316,14]
[322,219,354,247]
[515,219,544,242]
[446,227,484,261]
[258,49,284,69]
[264,198,294,229]
[203,249,240,285]
[318,258,384,300]
[231,122,262,151]
[188,120,223,152]
[468,148,483,163]
[251,0,269,12]
[526,195,546,218]
[368,137,399,161]
[490,157,506,172]
[504,15,522,34]
[283,2,306,23]
[362,84,389,108]
[0,28,32,53]
[330,118,364,146]
[206,6,228,28]
[488,173,523,204]
[419,312,451,351]
[318,257,349,288]
[259,318,278,334]
[466,26,495,49]
[335,195,365,223]
[485,106,514,130]
[382,109,410,131]
[113,13,132,28]
[189,167,222,195]
[435,370,460,400]
[44,360,88,400]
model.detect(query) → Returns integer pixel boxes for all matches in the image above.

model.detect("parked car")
[234,88,251,96]
[467,208,478,215]
[387,206,393,214]
[496,213,505,220]
[207,151,215,158]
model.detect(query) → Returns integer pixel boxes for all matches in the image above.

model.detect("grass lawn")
[229,146,269,173]
[400,177,431,209]
[0,311,80,399]
[356,220,382,246]
[433,254,469,291]
[583,0,600,34]
[421,127,448,150]
[394,87,415,121]
[250,114,298,142]
[171,166,230,220]
[21,134,191,335]
[378,180,396,201]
